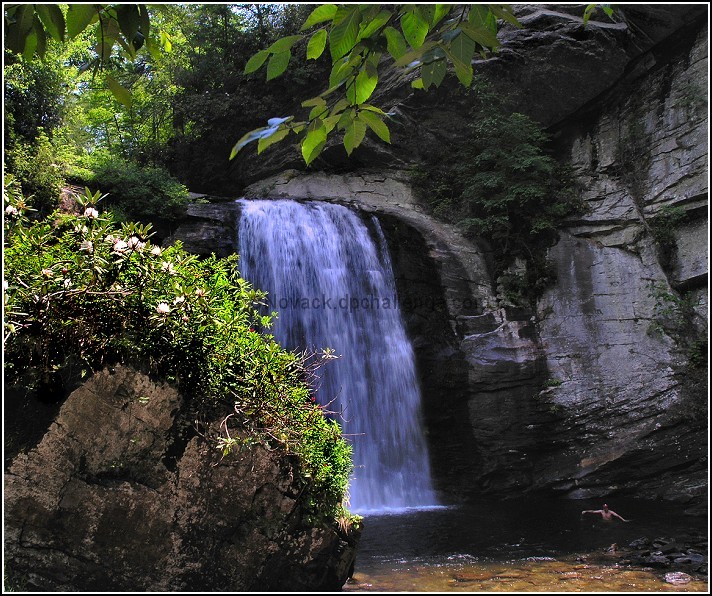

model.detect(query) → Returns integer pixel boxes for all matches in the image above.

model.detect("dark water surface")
[345,497,708,592]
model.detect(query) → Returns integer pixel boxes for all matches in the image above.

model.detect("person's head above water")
[603,504,609,510]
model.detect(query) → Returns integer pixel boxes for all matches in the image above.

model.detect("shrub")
[70,151,189,223]
[4,131,65,215]
[411,80,583,306]
[3,182,351,522]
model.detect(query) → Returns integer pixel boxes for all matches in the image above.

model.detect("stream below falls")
[344,497,708,592]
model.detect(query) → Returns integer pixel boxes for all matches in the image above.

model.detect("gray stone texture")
[4,367,357,591]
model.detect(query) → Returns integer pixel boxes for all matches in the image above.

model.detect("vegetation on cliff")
[3,179,352,522]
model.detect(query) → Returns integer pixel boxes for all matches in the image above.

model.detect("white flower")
[3,279,9,291]
[112,239,128,253]
[161,261,176,275]
[5,205,19,216]
[127,236,143,250]
[150,245,162,257]
[74,224,88,235]
[63,279,72,289]
[80,240,94,253]
[105,234,115,244]
[41,268,53,277]
[195,288,207,298]
[173,295,186,305]
[156,302,171,315]
[83,207,99,219]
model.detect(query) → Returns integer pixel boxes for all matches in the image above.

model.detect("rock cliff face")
[169,6,707,512]
[4,367,358,591]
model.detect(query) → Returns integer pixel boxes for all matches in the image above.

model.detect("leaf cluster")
[3,181,352,522]
[235,4,523,165]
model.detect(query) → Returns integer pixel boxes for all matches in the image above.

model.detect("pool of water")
[345,497,708,592]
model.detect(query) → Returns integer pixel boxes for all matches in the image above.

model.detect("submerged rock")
[665,571,693,585]
[4,366,358,591]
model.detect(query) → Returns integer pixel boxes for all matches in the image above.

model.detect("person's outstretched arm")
[581,509,602,516]
[610,510,630,522]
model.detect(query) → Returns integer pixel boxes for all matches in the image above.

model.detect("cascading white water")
[237,199,438,513]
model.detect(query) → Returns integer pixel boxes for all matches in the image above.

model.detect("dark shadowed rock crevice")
[4,366,358,591]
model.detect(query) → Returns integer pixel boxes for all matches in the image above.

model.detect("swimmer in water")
[581,503,630,522]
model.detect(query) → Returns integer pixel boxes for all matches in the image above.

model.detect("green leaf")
[411,78,424,89]
[266,50,291,81]
[35,4,65,42]
[392,41,436,68]
[258,127,290,154]
[383,26,407,60]
[359,104,387,115]
[357,9,392,41]
[433,4,453,26]
[329,6,362,60]
[5,4,34,54]
[244,49,269,74]
[268,34,303,54]
[32,15,47,58]
[359,110,391,143]
[583,4,596,25]
[117,5,140,47]
[449,30,476,66]
[300,4,338,31]
[106,74,132,109]
[421,58,447,89]
[302,96,327,108]
[346,64,378,105]
[442,44,473,87]
[343,117,367,155]
[22,28,38,61]
[400,10,429,49]
[329,5,361,60]
[307,29,328,60]
[460,21,500,50]
[138,4,150,39]
[302,120,327,165]
[67,4,98,39]
[487,4,523,29]
[329,55,359,88]
[469,5,497,33]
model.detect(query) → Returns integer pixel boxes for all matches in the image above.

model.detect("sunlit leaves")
[244,49,270,74]
[300,4,338,31]
[307,28,328,60]
[383,26,407,59]
[106,74,132,109]
[302,119,328,165]
[35,5,65,42]
[583,3,615,25]
[329,6,362,60]
[343,116,367,155]
[266,50,291,81]
[359,110,390,143]
[66,4,99,39]
[235,3,529,165]
[400,10,429,49]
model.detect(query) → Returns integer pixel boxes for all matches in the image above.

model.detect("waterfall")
[237,199,438,513]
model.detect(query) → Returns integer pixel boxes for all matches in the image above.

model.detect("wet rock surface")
[4,366,358,591]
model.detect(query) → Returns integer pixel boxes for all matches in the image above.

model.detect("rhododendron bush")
[3,178,352,521]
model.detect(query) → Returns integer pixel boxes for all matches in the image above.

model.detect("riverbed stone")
[665,571,693,585]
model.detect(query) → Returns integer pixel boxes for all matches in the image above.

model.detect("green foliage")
[3,183,352,521]
[71,151,189,222]
[235,4,523,165]
[411,81,583,305]
[648,205,687,270]
[4,130,66,216]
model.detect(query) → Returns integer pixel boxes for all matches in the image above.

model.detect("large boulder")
[4,366,358,591]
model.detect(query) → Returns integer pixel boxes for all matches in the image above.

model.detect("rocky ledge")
[4,366,358,591]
